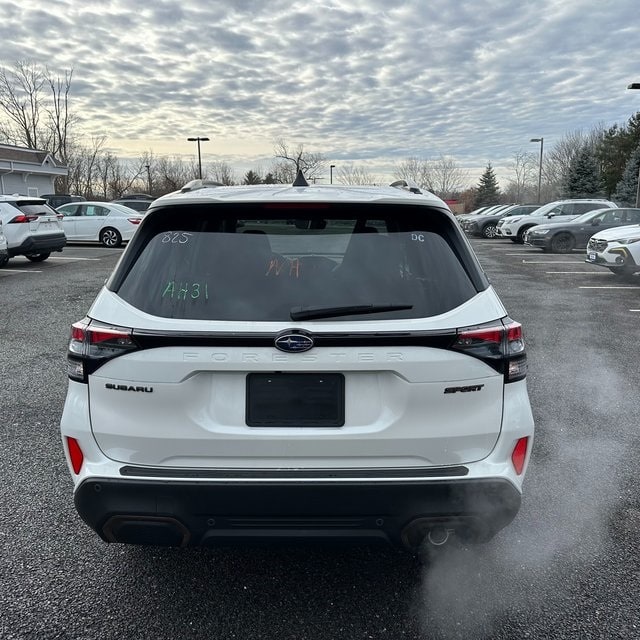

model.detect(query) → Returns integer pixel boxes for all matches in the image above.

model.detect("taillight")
[452,319,527,382]
[128,218,142,225]
[9,214,38,223]
[511,437,529,475]
[66,437,84,474]
[67,318,138,383]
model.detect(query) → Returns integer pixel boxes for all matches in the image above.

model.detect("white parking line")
[630,309,640,312]
[579,285,640,289]
[522,260,582,264]
[48,256,100,261]
[0,269,42,273]
[545,271,609,274]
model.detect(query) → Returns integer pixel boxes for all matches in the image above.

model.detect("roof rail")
[389,179,423,194]
[180,179,225,193]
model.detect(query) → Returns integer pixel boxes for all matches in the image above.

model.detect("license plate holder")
[588,252,596,262]
[246,373,345,427]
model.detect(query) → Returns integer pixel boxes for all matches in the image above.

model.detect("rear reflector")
[511,437,529,475]
[66,437,84,474]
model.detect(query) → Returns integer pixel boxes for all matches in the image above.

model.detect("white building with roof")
[0,143,68,196]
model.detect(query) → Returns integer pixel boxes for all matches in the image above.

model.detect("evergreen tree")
[474,163,500,207]
[596,111,640,198]
[614,143,640,206]
[243,169,263,184]
[563,145,602,198]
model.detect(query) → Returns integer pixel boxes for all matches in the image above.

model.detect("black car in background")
[524,207,640,253]
[465,204,539,238]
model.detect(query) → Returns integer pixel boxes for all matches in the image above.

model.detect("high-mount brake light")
[511,437,529,475]
[453,319,527,382]
[67,319,138,383]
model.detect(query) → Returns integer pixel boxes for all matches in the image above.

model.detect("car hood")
[590,224,640,241]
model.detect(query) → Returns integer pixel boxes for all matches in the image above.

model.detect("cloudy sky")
[1,0,639,184]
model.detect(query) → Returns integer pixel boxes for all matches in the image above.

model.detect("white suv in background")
[60,174,534,554]
[0,195,66,264]
[585,224,640,279]
[0,219,8,267]
[497,198,617,244]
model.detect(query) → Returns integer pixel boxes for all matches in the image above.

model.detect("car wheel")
[550,232,576,254]
[509,237,519,243]
[607,266,637,280]
[0,255,8,268]
[25,252,51,262]
[481,224,498,239]
[100,228,122,247]
[515,227,531,244]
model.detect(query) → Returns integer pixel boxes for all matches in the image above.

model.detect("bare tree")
[504,150,538,202]
[0,61,46,149]
[273,139,326,182]
[394,157,430,188]
[208,160,236,185]
[152,156,196,194]
[394,155,468,198]
[428,155,470,199]
[336,163,378,185]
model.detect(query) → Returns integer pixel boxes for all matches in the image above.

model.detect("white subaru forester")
[60,175,534,552]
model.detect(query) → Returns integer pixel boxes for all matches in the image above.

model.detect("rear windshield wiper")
[290,304,413,321]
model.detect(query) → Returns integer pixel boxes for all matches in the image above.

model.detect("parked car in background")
[60,175,534,554]
[496,199,617,244]
[42,194,86,209]
[457,205,509,230]
[524,207,640,253]
[110,199,153,213]
[0,194,66,264]
[57,202,143,247]
[585,223,640,279]
[465,204,539,238]
[0,219,8,267]
[111,193,155,213]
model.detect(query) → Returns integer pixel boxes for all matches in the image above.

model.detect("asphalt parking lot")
[1,240,639,640]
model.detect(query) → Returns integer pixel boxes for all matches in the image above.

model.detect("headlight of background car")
[533,229,550,235]
[617,236,640,244]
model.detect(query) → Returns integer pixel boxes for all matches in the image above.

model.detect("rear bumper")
[9,232,66,256]
[74,476,521,550]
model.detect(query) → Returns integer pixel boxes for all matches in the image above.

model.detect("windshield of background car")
[111,203,487,322]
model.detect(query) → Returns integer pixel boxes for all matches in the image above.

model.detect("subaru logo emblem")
[275,331,314,353]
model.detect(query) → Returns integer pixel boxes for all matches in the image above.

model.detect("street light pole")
[530,137,544,203]
[628,83,640,206]
[187,136,210,179]
[330,164,335,184]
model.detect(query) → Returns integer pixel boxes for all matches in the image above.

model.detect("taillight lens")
[66,437,84,474]
[68,318,138,382]
[9,214,38,223]
[128,218,142,225]
[511,437,529,475]
[453,319,527,382]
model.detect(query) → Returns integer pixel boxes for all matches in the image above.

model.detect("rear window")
[111,203,486,322]
[9,202,58,216]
